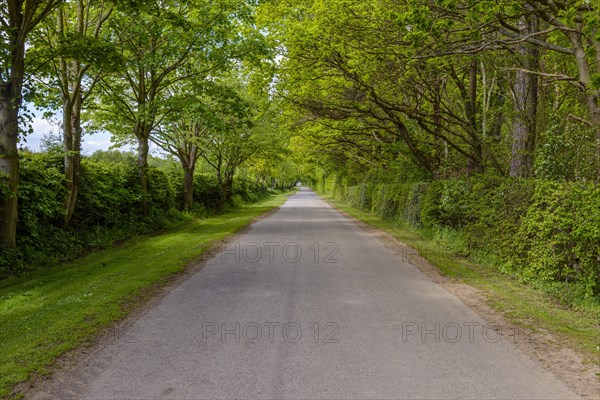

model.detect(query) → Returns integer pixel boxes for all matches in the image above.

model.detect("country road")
[32,188,579,399]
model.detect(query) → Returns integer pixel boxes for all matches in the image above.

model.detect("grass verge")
[322,195,600,366]
[0,193,289,398]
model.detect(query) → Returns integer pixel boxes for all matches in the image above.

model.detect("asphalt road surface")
[34,188,579,399]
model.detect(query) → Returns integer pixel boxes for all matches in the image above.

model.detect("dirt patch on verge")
[328,200,600,400]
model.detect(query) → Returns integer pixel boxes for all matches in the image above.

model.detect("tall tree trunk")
[183,167,194,210]
[215,168,227,208]
[0,46,24,250]
[62,96,74,219]
[59,8,84,226]
[466,60,484,175]
[224,174,234,204]
[0,90,20,251]
[432,80,448,167]
[1,0,62,251]
[582,90,600,182]
[136,123,151,215]
[61,91,83,225]
[510,15,539,178]
[589,96,600,182]
[64,93,82,225]
[181,155,197,211]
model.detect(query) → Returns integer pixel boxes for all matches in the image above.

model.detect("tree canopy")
[258,0,599,182]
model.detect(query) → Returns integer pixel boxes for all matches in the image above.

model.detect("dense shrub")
[16,153,71,265]
[193,174,222,212]
[73,160,141,228]
[233,179,270,203]
[166,170,220,214]
[404,182,428,227]
[1,152,276,275]
[371,184,397,220]
[321,175,600,302]
[168,171,270,213]
[420,179,470,229]
[462,177,534,255]
[148,167,176,212]
[505,181,600,302]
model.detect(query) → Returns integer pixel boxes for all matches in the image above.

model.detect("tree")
[510,13,539,177]
[0,0,63,250]
[151,84,211,210]
[243,98,295,188]
[31,0,119,224]
[153,79,280,209]
[260,0,497,176]
[172,68,282,206]
[94,0,249,214]
[196,83,260,205]
[260,0,598,182]
[518,0,599,179]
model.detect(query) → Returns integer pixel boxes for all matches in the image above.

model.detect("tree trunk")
[183,168,194,210]
[136,124,150,215]
[510,69,537,177]
[63,93,83,225]
[177,142,198,211]
[182,158,197,211]
[510,16,539,178]
[0,91,20,251]
[63,97,73,221]
[465,60,484,175]
[70,95,82,222]
[0,40,24,251]
[432,81,447,165]
[1,0,63,251]
[215,169,227,207]
[224,175,234,204]
[59,10,83,226]
[489,92,505,141]
[220,187,228,206]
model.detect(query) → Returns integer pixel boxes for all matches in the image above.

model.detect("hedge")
[0,152,272,274]
[321,176,600,302]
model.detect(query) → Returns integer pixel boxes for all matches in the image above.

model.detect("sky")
[24,109,135,155]
[25,112,112,154]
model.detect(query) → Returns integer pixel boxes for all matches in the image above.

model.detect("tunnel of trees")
[258,0,599,305]
[1,0,598,305]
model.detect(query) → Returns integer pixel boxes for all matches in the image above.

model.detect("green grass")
[0,193,288,398]
[323,195,600,364]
